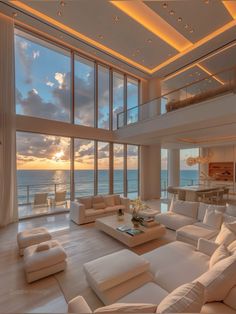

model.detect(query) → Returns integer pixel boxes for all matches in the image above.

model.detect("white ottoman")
[24,240,67,283]
[84,249,152,304]
[17,227,52,256]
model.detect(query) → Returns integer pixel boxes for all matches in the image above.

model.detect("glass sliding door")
[74,55,95,127]
[97,142,110,195]
[98,65,110,129]
[127,145,139,199]
[16,131,70,218]
[113,144,124,195]
[113,72,124,130]
[180,148,199,186]
[74,139,95,197]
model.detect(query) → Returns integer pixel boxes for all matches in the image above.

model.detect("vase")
[131,216,140,228]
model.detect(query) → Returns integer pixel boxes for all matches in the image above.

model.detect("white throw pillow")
[203,208,223,229]
[226,203,236,217]
[94,303,157,313]
[170,200,199,219]
[215,223,236,246]
[156,282,205,313]
[196,254,236,302]
[103,195,115,207]
[209,244,230,268]
[197,203,225,221]
[228,240,236,253]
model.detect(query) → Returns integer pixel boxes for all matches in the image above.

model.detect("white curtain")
[0,13,18,226]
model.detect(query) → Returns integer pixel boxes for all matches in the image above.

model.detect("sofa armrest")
[70,201,86,225]
[120,197,130,211]
[68,296,92,313]
[94,303,157,313]
[197,238,219,256]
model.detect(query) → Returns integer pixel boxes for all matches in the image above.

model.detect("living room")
[1,1,236,313]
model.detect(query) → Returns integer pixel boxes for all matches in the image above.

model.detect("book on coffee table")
[126,229,144,236]
[117,225,130,232]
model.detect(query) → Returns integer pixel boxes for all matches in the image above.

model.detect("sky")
[15,30,197,171]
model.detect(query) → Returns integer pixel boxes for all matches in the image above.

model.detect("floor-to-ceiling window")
[127,145,139,199]
[74,139,95,197]
[113,72,124,130]
[127,77,139,124]
[15,30,71,122]
[98,65,110,129]
[16,131,71,218]
[74,55,95,127]
[113,144,124,195]
[97,142,110,195]
[180,148,199,186]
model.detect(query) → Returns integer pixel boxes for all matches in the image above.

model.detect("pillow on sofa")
[196,254,236,302]
[215,222,236,246]
[209,244,230,268]
[156,282,204,313]
[78,197,92,209]
[203,208,223,229]
[93,202,106,210]
[228,240,236,253]
[170,200,199,219]
[103,195,115,207]
[94,303,157,313]
[93,195,104,204]
[114,194,121,205]
[198,203,226,221]
[226,203,236,217]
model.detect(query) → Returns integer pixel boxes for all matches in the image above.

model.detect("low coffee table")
[95,213,166,247]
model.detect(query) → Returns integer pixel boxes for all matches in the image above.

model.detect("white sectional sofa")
[70,239,236,313]
[70,194,129,225]
[156,200,236,246]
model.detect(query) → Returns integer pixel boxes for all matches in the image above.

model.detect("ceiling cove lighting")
[10,0,150,73]
[11,0,236,75]
[222,1,236,19]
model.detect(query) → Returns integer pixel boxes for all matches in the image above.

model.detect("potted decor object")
[130,198,149,227]
[117,208,124,221]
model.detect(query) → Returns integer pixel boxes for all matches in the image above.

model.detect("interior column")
[168,149,180,187]
[140,144,161,200]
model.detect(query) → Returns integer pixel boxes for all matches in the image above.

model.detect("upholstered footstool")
[17,227,52,256]
[176,223,218,247]
[24,240,67,283]
[83,249,153,305]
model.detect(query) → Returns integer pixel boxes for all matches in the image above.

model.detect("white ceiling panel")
[144,0,233,43]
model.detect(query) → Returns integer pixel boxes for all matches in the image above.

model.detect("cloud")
[15,36,33,84]
[46,81,54,87]
[32,50,40,59]
[32,88,38,95]
[55,72,66,89]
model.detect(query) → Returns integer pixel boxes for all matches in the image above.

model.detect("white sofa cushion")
[84,249,149,292]
[93,202,106,210]
[103,195,115,207]
[226,204,236,217]
[170,200,199,219]
[228,240,236,252]
[156,212,196,231]
[197,203,226,222]
[203,208,223,229]
[177,224,218,245]
[215,222,236,246]
[17,227,52,251]
[78,197,92,209]
[201,301,236,314]
[196,254,236,302]
[197,238,220,256]
[117,282,168,305]
[68,296,92,314]
[224,286,236,310]
[224,214,236,223]
[156,282,205,313]
[143,241,209,292]
[85,209,105,217]
[209,244,230,268]
[94,303,157,313]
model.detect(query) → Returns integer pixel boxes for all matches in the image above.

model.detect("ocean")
[17,169,198,205]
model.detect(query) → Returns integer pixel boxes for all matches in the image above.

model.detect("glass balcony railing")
[117,66,236,129]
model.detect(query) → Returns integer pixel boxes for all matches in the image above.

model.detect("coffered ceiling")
[3,0,236,80]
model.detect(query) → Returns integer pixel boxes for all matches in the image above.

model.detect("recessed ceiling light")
[147,38,152,44]
[189,29,194,33]
[12,12,18,17]
[184,24,189,29]
[177,17,182,22]
[57,11,62,16]
[163,3,168,8]
[113,15,120,22]
[60,1,65,6]
[205,0,209,4]
[169,10,175,15]
[98,34,104,39]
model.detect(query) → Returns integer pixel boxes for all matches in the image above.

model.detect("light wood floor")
[0,201,175,313]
